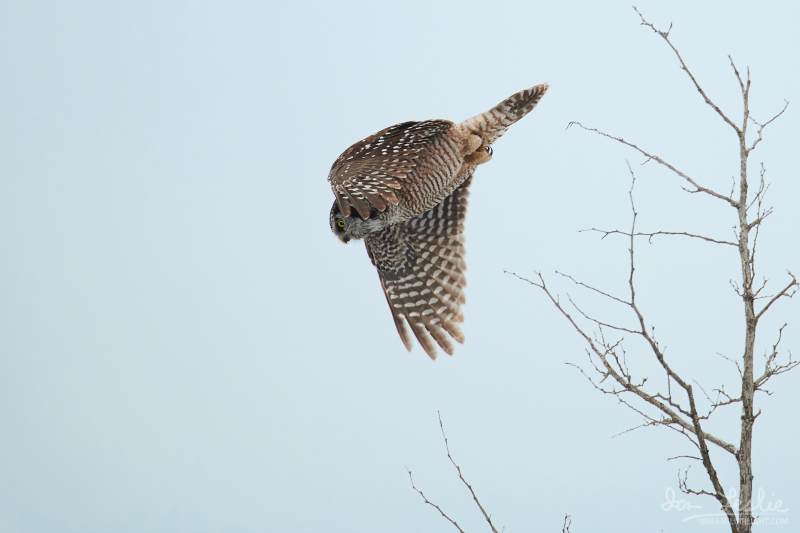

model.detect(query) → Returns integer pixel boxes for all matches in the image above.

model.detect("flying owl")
[328,84,549,359]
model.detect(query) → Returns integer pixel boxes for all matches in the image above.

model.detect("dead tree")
[409,8,795,533]
[509,7,795,533]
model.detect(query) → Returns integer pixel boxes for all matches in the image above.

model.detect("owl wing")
[364,171,473,359]
[460,83,549,146]
[328,120,453,219]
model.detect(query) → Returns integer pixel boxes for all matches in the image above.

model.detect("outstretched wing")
[328,120,453,219]
[364,172,472,359]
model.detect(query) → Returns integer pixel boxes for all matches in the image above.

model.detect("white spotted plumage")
[328,84,549,358]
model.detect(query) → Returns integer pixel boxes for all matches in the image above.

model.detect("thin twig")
[748,100,790,153]
[438,412,500,533]
[633,6,741,133]
[581,227,737,247]
[407,470,466,533]
[567,121,738,208]
[755,272,798,321]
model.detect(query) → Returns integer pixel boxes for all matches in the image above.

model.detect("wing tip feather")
[410,322,438,360]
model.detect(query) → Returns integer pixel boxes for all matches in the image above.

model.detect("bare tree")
[509,7,795,533]
[410,8,795,533]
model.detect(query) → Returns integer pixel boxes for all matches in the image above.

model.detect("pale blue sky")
[1,1,798,532]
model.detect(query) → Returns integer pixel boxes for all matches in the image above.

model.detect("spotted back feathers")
[328,120,453,219]
[328,83,549,359]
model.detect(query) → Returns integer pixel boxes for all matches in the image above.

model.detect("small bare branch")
[667,455,702,462]
[633,6,741,133]
[566,294,640,335]
[407,469,466,533]
[581,226,737,247]
[745,164,769,213]
[555,270,631,306]
[755,324,799,390]
[511,269,738,456]
[729,278,743,297]
[438,412,500,533]
[716,352,743,377]
[753,277,769,298]
[693,379,714,404]
[567,121,738,207]
[748,100,790,153]
[611,414,677,440]
[728,55,747,97]
[755,272,798,321]
[705,386,743,418]
[747,209,773,230]
[678,467,717,499]
[728,175,737,202]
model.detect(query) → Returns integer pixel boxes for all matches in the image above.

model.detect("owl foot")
[464,145,493,165]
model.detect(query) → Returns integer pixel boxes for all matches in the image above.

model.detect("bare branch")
[566,294,640,335]
[581,226,737,247]
[667,455,702,462]
[728,55,747,97]
[703,385,743,418]
[562,514,572,533]
[678,467,717,499]
[693,379,714,404]
[611,413,679,440]
[745,163,769,213]
[555,270,631,306]
[747,209,773,230]
[716,352,743,377]
[567,121,738,207]
[510,270,738,456]
[633,6,741,133]
[684,386,738,529]
[755,324,799,390]
[748,100,790,153]
[755,272,798,321]
[407,470,466,533]
[438,412,500,533]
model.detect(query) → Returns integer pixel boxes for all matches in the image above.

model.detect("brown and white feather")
[365,173,473,358]
[328,83,549,359]
[460,83,549,146]
[328,120,458,219]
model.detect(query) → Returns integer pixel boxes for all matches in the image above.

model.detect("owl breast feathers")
[327,83,549,359]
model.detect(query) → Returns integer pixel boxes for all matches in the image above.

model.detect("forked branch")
[566,121,738,208]
[437,412,500,533]
[633,6,741,133]
[407,469,466,533]
[408,413,500,533]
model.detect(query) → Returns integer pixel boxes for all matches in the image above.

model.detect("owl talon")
[464,145,492,165]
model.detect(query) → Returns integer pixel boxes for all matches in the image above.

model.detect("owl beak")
[342,236,351,244]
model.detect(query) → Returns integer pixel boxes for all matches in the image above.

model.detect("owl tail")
[460,83,549,145]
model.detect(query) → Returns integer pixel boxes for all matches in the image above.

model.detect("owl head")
[329,201,385,243]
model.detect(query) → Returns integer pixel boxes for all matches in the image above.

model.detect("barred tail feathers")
[460,83,549,145]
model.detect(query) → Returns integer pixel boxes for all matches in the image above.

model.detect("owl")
[327,84,549,359]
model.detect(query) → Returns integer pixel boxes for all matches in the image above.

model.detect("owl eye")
[336,219,346,229]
